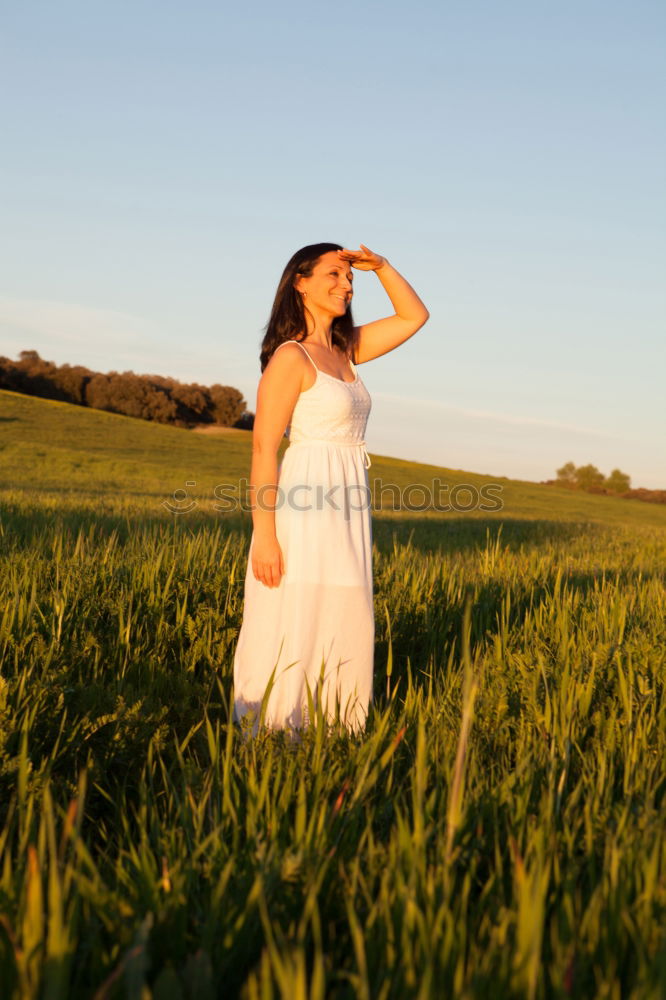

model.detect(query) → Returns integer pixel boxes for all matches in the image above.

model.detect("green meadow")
[0,388,664,999]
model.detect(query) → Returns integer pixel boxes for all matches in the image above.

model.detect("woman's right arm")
[250,344,308,588]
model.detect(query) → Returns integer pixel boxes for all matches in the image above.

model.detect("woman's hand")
[252,533,285,588]
[338,244,387,272]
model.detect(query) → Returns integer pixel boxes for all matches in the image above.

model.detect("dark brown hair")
[259,243,357,372]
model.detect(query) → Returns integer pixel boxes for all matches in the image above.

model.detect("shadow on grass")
[371,515,599,556]
[0,493,252,545]
[2,490,601,552]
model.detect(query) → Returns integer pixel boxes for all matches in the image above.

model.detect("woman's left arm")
[338,245,429,363]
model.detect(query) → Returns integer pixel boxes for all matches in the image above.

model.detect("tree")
[605,468,631,493]
[3,349,246,430]
[18,349,42,364]
[52,363,93,405]
[170,382,210,423]
[10,350,60,399]
[574,464,605,490]
[556,461,577,486]
[86,372,178,423]
[234,411,255,430]
[208,385,246,426]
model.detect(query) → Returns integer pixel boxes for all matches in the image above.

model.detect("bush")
[208,385,245,426]
[233,411,255,430]
[551,462,663,504]
[1,350,246,429]
[605,468,631,493]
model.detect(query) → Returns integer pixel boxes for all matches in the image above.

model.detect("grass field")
[0,389,665,999]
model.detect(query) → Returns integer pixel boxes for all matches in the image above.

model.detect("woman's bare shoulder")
[262,341,310,383]
[271,340,308,360]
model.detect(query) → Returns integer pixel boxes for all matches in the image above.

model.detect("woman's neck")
[303,313,334,350]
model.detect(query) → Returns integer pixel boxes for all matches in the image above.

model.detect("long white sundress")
[233,339,374,734]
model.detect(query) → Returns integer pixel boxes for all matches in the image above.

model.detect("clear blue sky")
[1,0,664,487]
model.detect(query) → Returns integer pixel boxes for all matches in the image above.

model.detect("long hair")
[260,243,357,372]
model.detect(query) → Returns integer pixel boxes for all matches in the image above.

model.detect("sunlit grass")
[0,390,665,997]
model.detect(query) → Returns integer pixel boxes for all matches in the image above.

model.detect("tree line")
[0,350,250,428]
[544,462,665,505]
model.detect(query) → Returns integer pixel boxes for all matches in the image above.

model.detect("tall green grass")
[0,487,664,998]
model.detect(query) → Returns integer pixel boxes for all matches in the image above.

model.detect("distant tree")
[170,382,210,423]
[234,411,255,430]
[145,388,178,423]
[574,464,605,490]
[18,349,45,370]
[605,468,631,493]
[52,363,93,405]
[2,349,246,429]
[208,385,245,426]
[0,356,19,391]
[84,372,114,411]
[10,350,63,400]
[548,460,660,504]
[85,372,177,423]
[556,461,577,486]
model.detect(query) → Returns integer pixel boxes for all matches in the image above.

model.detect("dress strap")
[273,339,319,378]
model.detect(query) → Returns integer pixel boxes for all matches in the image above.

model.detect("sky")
[1,0,664,487]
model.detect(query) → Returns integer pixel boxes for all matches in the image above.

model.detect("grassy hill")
[1,387,665,996]
[1,388,665,535]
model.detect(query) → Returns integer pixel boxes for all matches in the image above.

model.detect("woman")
[233,243,429,734]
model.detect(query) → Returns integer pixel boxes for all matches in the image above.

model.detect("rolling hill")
[1,388,665,533]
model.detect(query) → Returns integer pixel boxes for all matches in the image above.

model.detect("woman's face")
[295,251,354,318]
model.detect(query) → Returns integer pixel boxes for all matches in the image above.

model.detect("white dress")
[233,339,374,734]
